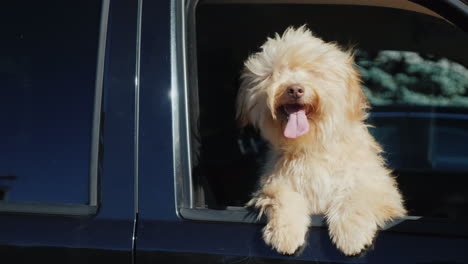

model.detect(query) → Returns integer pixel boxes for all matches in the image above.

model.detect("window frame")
[0,0,110,216]
[173,0,468,237]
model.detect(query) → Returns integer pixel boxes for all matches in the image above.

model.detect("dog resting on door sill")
[236,26,406,256]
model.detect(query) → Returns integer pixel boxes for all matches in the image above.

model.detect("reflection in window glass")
[0,0,102,204]
[361,50,468,219]
[357,50,468,107]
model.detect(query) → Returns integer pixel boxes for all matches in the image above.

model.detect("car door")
[136,0,468,263]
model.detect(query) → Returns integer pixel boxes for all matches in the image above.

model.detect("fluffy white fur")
[236,26,406,256]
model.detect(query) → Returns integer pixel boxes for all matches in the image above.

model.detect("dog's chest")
[281,156,340,213]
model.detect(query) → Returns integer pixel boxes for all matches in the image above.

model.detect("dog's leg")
[326,201,378,256]
[248,182,310,255]
[326,182,405,256]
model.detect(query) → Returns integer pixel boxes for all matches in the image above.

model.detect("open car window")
[176,0,468,229]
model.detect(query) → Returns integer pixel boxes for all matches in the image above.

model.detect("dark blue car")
[1,0,467,263]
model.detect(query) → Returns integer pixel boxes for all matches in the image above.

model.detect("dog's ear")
[236,64,263,128]
[346,64,369,121]
[236,53,273,128]
[236,69,254,128]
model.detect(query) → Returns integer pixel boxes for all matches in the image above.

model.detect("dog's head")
[236,26,368,150]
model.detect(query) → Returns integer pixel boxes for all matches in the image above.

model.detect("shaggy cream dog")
[236,26,406,256]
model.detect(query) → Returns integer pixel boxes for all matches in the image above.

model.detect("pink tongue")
[284,106,309,139]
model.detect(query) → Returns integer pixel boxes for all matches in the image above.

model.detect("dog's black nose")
[287,85,304,99]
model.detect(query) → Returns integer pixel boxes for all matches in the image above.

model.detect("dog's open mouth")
[282,104,310,139]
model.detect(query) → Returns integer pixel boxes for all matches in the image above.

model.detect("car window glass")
[0,0,102,204]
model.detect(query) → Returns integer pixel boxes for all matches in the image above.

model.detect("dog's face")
[236,26,368,150]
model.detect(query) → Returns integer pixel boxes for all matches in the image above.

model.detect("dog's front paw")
[263,217,308,255]
[328,219,377,256]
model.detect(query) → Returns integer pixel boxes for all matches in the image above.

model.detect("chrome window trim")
[89,0,110,207]
[179,207,421,229]
[0,201,97,216]
[171,0,196,211]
